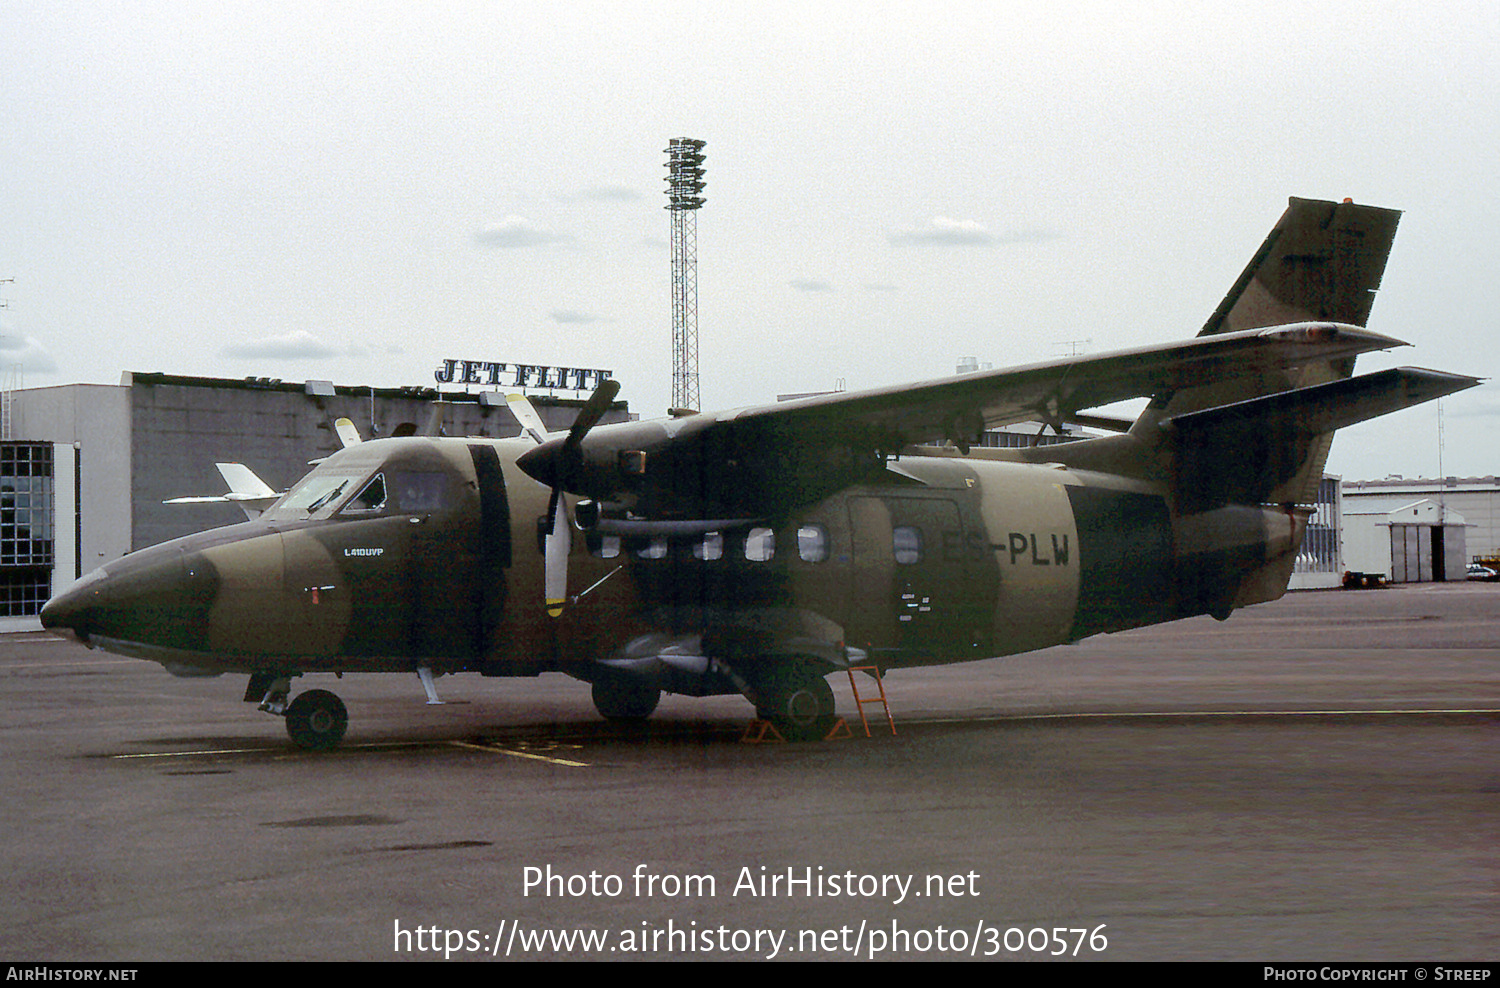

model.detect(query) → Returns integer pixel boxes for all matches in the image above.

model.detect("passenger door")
[846,494,982,661]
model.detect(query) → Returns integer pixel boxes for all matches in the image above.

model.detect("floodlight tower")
[665,138,706,411]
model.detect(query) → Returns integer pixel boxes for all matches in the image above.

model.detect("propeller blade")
[334,417,362,448]
[563,378,621,453]
[543,486,569,619]
[517,378,622,493]
[507,394,551,445]
[517,380,623,616]
[541,380,619,618]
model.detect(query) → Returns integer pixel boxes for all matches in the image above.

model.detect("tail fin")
[1200,197,1401,337]
[1120,198,1476,512]
[1156,198,1402,418]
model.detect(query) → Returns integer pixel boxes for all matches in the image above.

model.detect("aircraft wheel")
[754,667,836,742]
[284,689,348,750]
[592,676,661,721]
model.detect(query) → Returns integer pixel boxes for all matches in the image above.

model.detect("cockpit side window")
[342,473,387,514]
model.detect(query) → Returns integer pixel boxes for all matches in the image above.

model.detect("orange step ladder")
[845,664,897,737]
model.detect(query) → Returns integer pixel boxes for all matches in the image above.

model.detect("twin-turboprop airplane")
[40,197,1478,746]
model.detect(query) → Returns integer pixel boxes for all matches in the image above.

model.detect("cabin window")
[694,532,723,561]
[797,524,828,563]
[635,536,669,560]
[744,527,775,562]
[893,525,923,565]
[588,534,621,559]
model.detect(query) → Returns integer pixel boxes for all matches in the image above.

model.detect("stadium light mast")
[665,138,705,412]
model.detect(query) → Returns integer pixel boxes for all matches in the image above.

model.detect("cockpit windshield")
[261,446,456,521]
[263,471,369,520]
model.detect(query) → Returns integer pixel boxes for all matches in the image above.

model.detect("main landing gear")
[582,659,837,741]
[591,673,662,722]
[248,674,348,750]
[749,665,837,742]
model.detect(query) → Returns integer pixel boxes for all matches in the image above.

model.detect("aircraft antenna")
[2,281,17,441]
[665,138,705,412]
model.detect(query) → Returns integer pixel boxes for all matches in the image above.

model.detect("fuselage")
[40,434,1306,683]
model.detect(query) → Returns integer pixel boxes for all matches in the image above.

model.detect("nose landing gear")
[283,689,348,749]
[247,673,349,750]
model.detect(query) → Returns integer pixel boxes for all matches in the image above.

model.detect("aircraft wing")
[716,322,1406,449]
[522,321,1410,517]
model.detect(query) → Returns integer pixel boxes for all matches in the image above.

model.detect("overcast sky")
[2,0,1496,481]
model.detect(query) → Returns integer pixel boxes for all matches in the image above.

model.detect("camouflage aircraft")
[40,198,1478,746]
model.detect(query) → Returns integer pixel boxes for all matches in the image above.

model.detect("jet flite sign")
[434,359,612,391]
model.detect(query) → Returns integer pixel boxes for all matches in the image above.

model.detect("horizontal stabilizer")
[1165,368,1480,512]
[164,463,283,520]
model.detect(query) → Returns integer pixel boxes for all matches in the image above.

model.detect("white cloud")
[475,216,568,248]
[789,279,835,293]
[887,216,994,246]
[0,331,58,375]
[219,330,338,360]
[886,217,1054,247]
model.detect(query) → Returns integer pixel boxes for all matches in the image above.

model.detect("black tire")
[754,667,836,741]
[591,676,661,721]
[285,689,348,749]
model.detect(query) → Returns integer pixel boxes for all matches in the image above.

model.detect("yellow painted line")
[112,747,271,759]
[5,659,141,669]
[448,740,590,767]
[109,737,592,763]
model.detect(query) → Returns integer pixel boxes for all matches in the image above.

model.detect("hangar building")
[1342,498,1468,584]
[1343,476,1500,563]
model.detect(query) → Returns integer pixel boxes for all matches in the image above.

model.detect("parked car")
[1466,563,1498,581]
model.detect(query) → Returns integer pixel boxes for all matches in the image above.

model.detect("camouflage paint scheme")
[41,198,1479,745]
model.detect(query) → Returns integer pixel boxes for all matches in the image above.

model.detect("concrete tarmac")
[1,582,1496,962]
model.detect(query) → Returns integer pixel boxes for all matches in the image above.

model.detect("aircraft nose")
[39,545,218,653]
[40,568,107,644]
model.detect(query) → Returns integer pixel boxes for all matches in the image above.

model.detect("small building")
[1343,476,1500,562]
[1343,499,1468,583]
[1289,474,1344,590]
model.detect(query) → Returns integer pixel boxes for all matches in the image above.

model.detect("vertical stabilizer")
[1137,199,1406,513]
[1200,197,1401,336]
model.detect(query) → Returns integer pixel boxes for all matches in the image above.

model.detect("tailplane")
[1129,197,1451,511]
[1165,367,1479,513]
